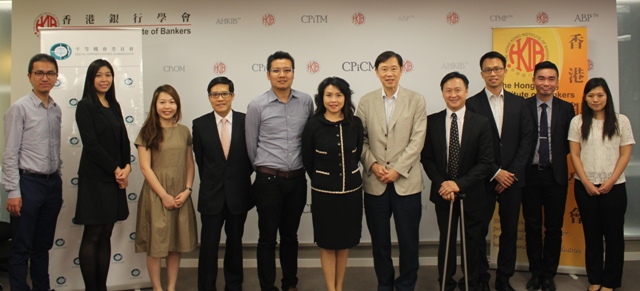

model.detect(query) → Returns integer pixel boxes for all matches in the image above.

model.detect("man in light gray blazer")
[356,51,427,291]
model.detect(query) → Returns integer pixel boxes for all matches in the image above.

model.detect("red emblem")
[352,13,365,26]
[402,60,413,73]
[446,12,459,25]
[307,61,320,74]
[33,13,59,37]
[214,62,227,74]
[507,37,545,73]
[588,59,593,71]
[536,12,549,24]
[262,14,275,27]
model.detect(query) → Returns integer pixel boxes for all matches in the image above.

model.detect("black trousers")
[198,202,248,291]
[574,181,627,289]
[254,171,307,291]
[522,166,567,278]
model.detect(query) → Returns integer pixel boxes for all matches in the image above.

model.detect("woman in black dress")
[75,59,131,291]
[302,77,363,291]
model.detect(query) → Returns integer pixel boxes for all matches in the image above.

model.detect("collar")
[484,87,504,100]
[214,111,233,124]
[28,91,56,108]
[381,86,400,100]
[446,106,466,120]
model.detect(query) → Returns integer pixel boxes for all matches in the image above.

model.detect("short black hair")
[266,51,295,72]
[440,71,469,91]
[374,51,403,69]
[533,61,559,77]
[207,76,235,93]
[28,53,58,74]
[479,51,506,69]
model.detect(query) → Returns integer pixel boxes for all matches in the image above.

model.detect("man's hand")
[6,197,22,217]
[439,181,460,201]
[495,169,516,189]
[495,184,506,194]
[371,162,389,182]
[380,168,400,184]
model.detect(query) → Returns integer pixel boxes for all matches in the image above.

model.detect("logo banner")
[491,26,588,273]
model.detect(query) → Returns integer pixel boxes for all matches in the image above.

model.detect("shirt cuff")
[490,169,500,182]
[7,189,21,199]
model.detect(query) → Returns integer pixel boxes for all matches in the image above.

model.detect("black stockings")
[79,223,115,291]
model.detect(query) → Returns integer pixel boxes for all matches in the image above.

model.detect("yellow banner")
[491,27,588,272]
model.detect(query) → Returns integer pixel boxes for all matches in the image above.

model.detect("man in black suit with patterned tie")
[422,72,494,291]
[193,76,254,291]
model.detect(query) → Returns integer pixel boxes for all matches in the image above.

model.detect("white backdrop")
[40,28,149,291]
[10,0,618,246]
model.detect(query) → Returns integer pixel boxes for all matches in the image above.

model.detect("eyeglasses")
[378,66,400,74]
[208,92,232,99]
[32,71,58,78]
[269,68,293,75]
[481,67,504,74]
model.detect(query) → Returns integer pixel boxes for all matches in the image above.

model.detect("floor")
[1,262,637,290]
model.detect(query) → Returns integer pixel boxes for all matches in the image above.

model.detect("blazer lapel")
[206,113,225,161]
[460,112,473,160]
[373,89,388,133]
[228,111,242,160]
[478,91,500,139]
[550,97,560,135]
[388,87,407,130]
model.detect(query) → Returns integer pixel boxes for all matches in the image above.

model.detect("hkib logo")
[128,192,138,201]
[33,12,59,37]
[575,13,598,22]
[505,32,548,74]
[490,14,513,22]
[125,116,134,124]
[262,13,275,27]
[50,43,72,60]
[342,61,374,72]
[69,98,78,106]
[402,60,413,73]
[55,80,61,88]
[69,137,80,146]
[131,269,141,277]
[73,257,80,266]
[56,276,67,285]
[588,59,593,71]
[536,12,549,24]
[352,12,365,26]
[214,62,227,74]
[307,61,320,74]
[301,15,327,23]
[163,65,186,73]
[216,17,240,25]
[129,232,137,240]
[55,238,65,247]
[113,253,124,262]
[446,12,460,25]
[71,177,79,186]
[124,78,134,86]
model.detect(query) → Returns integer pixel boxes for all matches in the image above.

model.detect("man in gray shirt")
[246,51,314,291]
[2,53,63,291]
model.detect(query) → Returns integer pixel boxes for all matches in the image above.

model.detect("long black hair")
[81,59,117,106]
[313,77,356,127]
[580,77,618,140]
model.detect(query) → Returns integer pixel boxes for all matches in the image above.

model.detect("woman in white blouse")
[568,77,635,291]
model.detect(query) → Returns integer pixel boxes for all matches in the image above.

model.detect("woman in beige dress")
[135,84,197,291]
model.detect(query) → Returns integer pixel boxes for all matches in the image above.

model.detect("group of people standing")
[1,49,634,291]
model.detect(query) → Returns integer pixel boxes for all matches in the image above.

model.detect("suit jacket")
[192,110,254,216]
[76,99,131,182]
[525,96,575,186]
[356,86,427,196]
[421,109,494,212]
[466,89,534,188]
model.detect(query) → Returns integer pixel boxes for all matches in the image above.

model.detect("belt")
[256,166,305,179]
[532,164,552,171]
[19,169,58,179]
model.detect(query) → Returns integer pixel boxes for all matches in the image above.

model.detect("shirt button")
[339,173,342,176]
[337,143,341,146]
[336,134,339,137]
[338,163,342,166]
[386,162,390,165]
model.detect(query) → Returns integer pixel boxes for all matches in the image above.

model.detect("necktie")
[539,103,550,166]
[448,113,460,180]
[220,117,230,159]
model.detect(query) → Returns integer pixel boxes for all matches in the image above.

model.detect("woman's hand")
[161,193,177,209]
[598,179,615,195]
[582,180,601,196]
[174,189,191,208]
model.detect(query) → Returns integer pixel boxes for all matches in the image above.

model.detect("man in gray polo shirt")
[246,51,314,291]
[2,53,63,291]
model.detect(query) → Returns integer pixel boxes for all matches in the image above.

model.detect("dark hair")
[439,71,469,91]
[207,76,235,93]
[139,85,183,151]
[313,77,356,127]
[479,51,506,69]
[374,51,403,69]
[28,53,58,74]
[534,61,559,77]
[81,59,117,107]
[267,51,295,72]
[580,77,618,141]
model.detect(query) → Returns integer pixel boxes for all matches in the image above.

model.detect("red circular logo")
[307,61,320,74]
[352,13,365,26]
[33,13,59,37]
[536,12,549,24]
[402,60,413,73]
[262,14,275,27]
[446,12,459,25]
[588,59,593,71]
[214,62,227,74]
[507,36,546,73]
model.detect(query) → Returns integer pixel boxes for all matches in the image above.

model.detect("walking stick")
[441,198,455,291]
[458,193,469,291]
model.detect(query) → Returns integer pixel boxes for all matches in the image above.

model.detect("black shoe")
[541,276,556,291]
[494,277,515,291]
[526,275,542,290]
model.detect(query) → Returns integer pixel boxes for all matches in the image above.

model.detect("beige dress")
[134,124,198,257]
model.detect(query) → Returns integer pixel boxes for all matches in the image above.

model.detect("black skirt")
[311,188,363,250]
[74,175,129,225]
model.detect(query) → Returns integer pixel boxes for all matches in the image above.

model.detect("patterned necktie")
[220,117,230,159]
[448,113,460,180]
[538,103,550,166]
